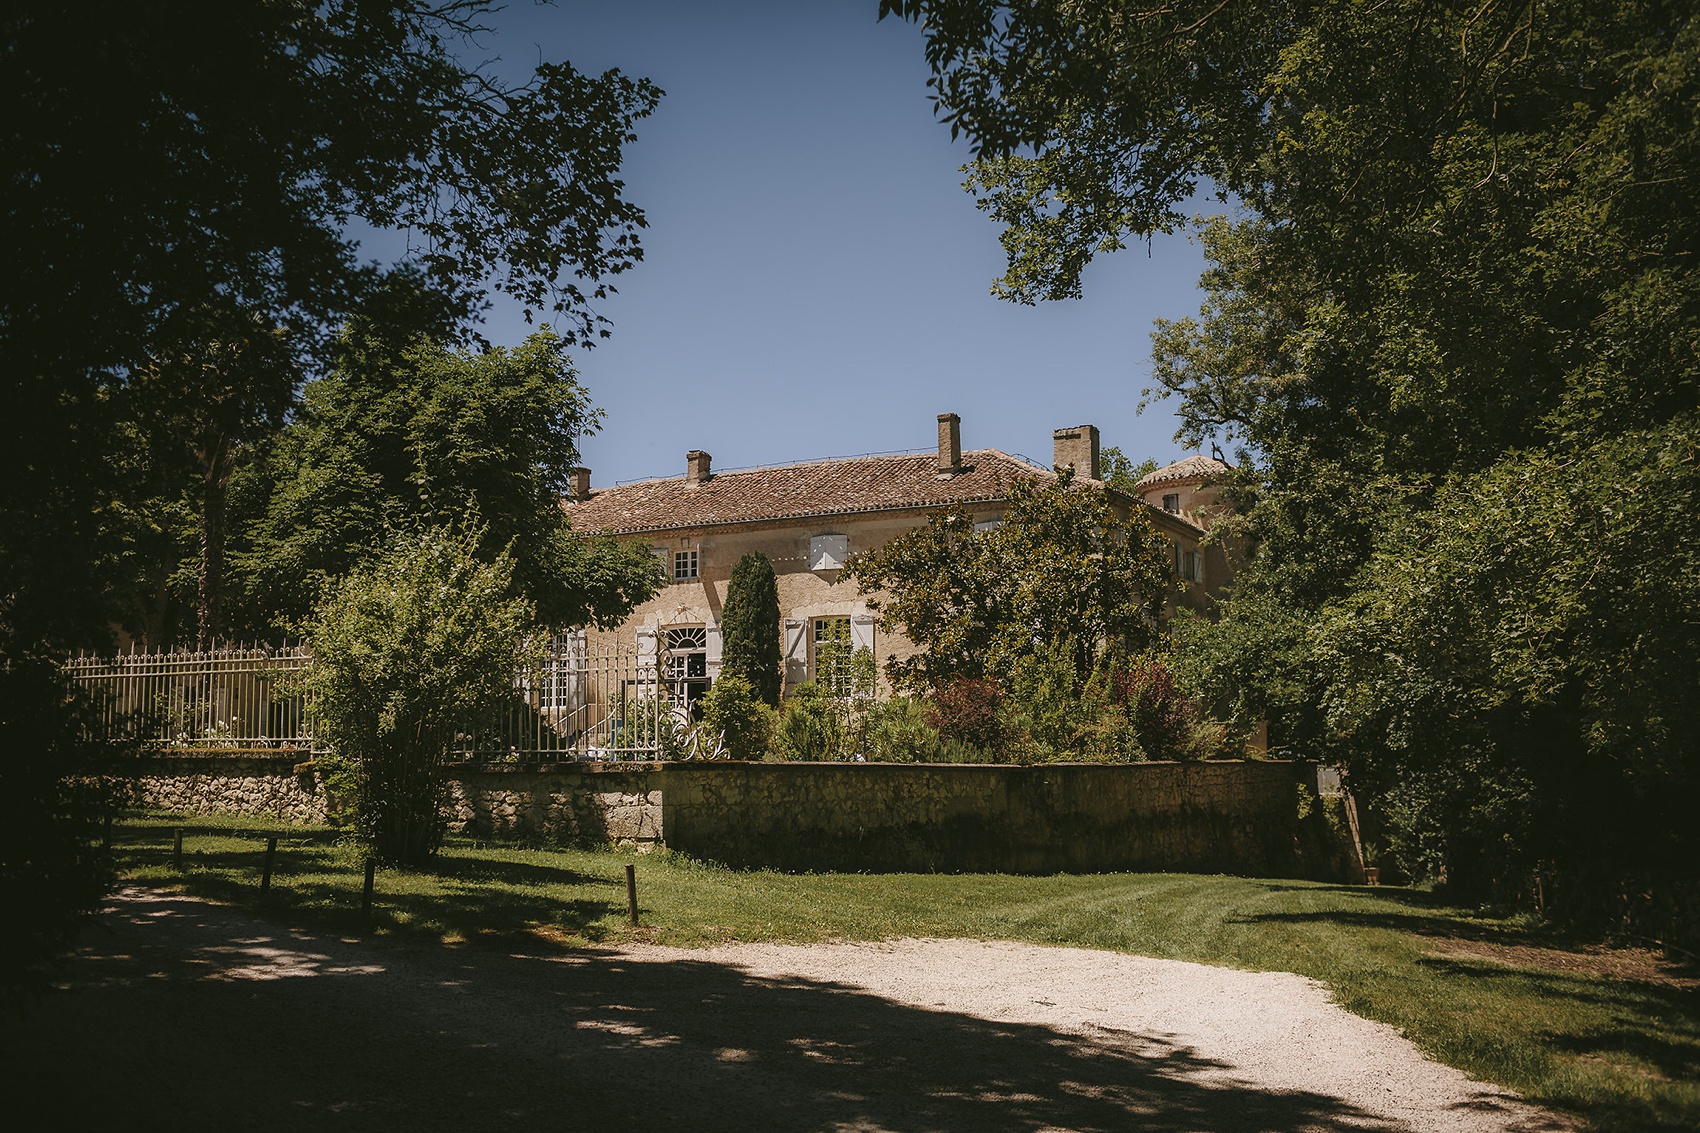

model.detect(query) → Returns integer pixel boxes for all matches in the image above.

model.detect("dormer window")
[809,533,848,571]
[1162,493,1181,514]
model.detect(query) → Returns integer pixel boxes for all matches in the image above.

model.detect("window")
[808,533,848,571]
[973,518,1001,533]
[663,626,709,713]
[673,549,698,580]
[812,616,853,693]
[1176,547,1202,583]
[1162,493,1181,514]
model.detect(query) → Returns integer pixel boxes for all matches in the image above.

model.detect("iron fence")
[65,636,726,762]
[66,643,314,749]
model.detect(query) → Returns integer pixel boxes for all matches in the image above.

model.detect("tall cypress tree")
[721,551,781,706]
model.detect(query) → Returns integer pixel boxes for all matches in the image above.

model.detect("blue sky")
[409,1,1214,487]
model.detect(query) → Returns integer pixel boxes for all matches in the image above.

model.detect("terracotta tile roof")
[567,449,1063,535]
[1134,454,1231,491]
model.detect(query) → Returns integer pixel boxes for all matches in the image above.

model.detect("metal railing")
[66,643,314,748]
[65,637,725,762]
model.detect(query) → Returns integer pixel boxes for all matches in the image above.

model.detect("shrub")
[1003,639,1087,756]
[992,648,1234,764]
[775,683,851,761]
[925,677,1008,755]
[859,696,943,762]
[698,675,776,760]
[0,656,129,994]
[1105,653,1235,761]
[306,528,536,865]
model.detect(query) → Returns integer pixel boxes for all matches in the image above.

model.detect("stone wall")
[444,766,664,846]
[134,755,1351,878]
[136,752,328,825]
[658,760,1335,875]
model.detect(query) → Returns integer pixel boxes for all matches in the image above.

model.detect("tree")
[884,1,1700,917]
[132,303,300,646]
[306,529,536,865]
[846,472,1171,695]
[719,552,783,706]
[1100,445,1159,496]
[233,321,661,635]
[1,1,659,967]
[4,0,660,649]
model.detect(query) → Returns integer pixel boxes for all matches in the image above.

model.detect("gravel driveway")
[0,888,1572,1132]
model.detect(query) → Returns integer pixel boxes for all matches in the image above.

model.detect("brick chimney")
[1052,425,1100,481]
[686,449,712,486]
[567,467,591,502]
[936,413,962,477]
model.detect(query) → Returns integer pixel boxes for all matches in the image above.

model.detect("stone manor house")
[565,413,1232,710]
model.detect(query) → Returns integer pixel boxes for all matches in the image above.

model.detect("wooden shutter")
[705,622,723,679]
[783,618,808,685]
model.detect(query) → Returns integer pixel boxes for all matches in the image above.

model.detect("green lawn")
[113,810,1698,1132]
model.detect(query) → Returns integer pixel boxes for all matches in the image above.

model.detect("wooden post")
[260,836,278,898]
[625,863,639,926]
[362,858,376,919]
[173,827,183,869]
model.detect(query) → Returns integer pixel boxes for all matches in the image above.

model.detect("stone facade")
[568,416,1234,698]
[1131,453,1236,614]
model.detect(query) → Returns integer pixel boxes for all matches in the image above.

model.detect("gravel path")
[0,888,1573,1132]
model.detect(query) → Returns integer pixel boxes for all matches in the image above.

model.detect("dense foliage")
[2,1,659,965]
[845,472,1171,693]
[719,553,783,706]
[698,675,777,761]
[233,319,660,635]
[306,530,537,865]
[886,1,1700,924]
[844,471,1219,763]
[3,0,660,651]
[0,660,131,997]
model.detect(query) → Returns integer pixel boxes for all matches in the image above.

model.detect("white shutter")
[705,622,723,679]
[783,618,808,684]
[562,630,588,714]
[849,613,876,654]
[808,533,848,571]
[635,626,658,685]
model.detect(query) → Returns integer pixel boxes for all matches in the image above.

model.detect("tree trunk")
[196,431,234,650]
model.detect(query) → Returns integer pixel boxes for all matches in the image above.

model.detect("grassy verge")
[113,810,1697,1132]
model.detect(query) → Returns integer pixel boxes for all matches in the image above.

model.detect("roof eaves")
[583,492,1021,537]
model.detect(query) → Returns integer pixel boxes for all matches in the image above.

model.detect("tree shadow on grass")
[1413,956,1700,1076]
[420,850,613,890]
[1238,903,1575,951]
[114,840,629,947]
[0,889,1559,1133]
